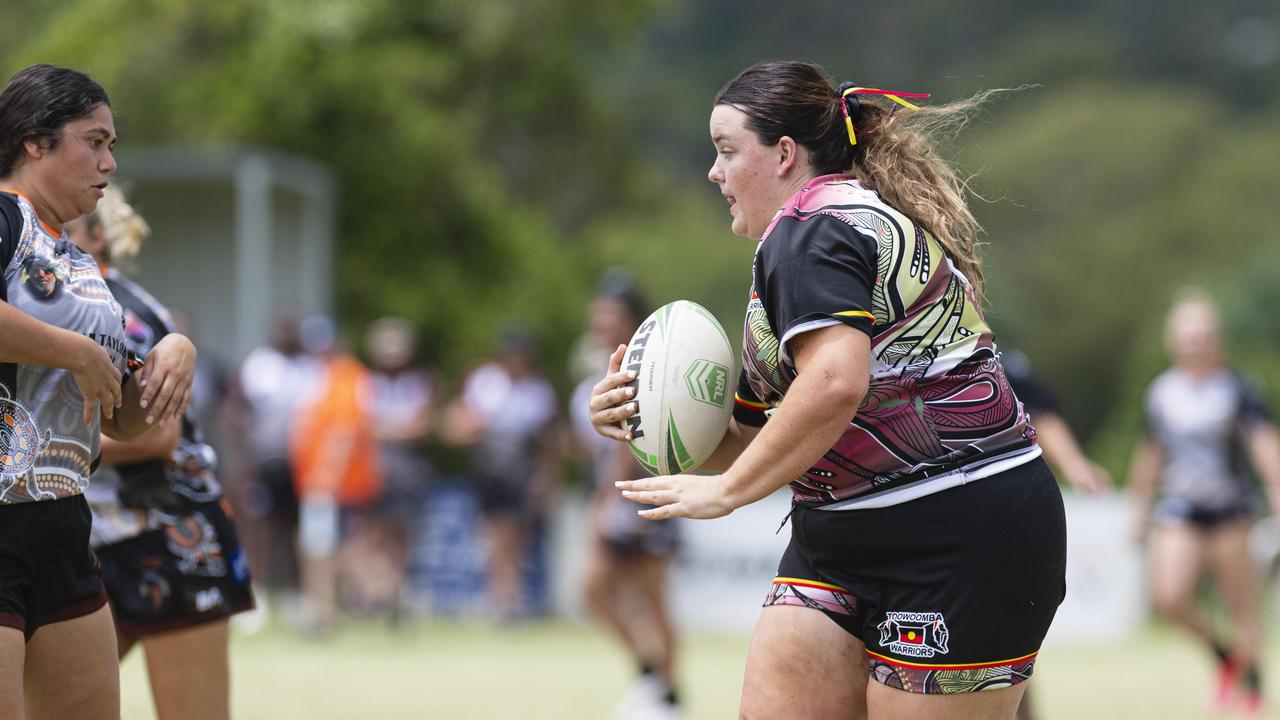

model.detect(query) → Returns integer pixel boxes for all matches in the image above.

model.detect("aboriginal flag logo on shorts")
[877,611,950,659]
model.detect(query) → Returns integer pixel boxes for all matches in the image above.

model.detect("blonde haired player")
[69,185,253,720]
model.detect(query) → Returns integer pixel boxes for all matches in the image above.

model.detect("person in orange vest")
[289,316,381,634]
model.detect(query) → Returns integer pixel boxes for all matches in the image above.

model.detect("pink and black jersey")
[735,175,1039,509]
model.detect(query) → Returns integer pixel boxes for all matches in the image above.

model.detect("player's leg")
[0,626,24,720]
[633,552,678,688]
[483,512,524,619]
[1149,522,1213,641]
[741,604,868,720]
[1013,686,1038,720]
[24,604,120,720]
[142,620,231,720]
[581,536,642,652]
[117,629,138,660]
[1206,519,1263,707]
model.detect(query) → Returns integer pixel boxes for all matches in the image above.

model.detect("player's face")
[588,296,634,348]
[1166,301,1222,367]
[707,104,786,241]
[33,104,116,226]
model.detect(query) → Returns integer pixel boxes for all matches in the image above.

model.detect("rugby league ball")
[622,300,734,476]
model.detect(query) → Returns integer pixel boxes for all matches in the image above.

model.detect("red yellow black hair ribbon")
[838,85,931,145]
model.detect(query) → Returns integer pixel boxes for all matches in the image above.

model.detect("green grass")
[120,618,1279,719]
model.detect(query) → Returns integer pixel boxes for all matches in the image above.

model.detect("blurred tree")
[3,0,1278,472]
[1,0,669,383]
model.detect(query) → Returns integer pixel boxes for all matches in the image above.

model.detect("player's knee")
[1151,589,1190,619]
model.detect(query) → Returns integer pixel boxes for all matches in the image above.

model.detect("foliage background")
[4,0,1279,475]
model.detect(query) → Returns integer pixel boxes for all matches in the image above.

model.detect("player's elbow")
[819,372,868,416]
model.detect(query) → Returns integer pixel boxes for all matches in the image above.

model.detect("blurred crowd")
[196,290,629,632]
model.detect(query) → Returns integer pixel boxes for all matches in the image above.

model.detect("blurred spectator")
[443,324,560,621]
[235,313,320,594]
[1128,289,1280,716]
[354,316,437,619]
[289,316,382,633]
[571,274,683,719]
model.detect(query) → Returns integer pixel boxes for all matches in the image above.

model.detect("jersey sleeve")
[732,368,769,428]
[1141,382,1160,442]
[758,214,878,352]
[1237,374,1273,431]
[0,193,21,285]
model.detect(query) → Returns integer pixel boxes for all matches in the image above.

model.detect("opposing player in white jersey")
[1129,289,1280,716]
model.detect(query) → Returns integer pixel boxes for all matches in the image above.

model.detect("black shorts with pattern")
[766,457,1066,694]
[97,498,254,637]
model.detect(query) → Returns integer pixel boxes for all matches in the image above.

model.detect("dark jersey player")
[68,185,253,720]
[593,61,1066,719]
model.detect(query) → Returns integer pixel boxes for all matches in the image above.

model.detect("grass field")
[118,615,1280,719]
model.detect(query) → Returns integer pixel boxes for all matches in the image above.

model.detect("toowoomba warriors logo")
[877,611,951,659]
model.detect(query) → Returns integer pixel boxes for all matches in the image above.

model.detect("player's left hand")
[1063,460,1113,496]
[616,474,734,520]
[138,333,197,425]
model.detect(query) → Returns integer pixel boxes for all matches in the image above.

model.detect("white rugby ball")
[622,300,734,476]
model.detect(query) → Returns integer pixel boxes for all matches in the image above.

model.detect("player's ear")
[776,136,801,177]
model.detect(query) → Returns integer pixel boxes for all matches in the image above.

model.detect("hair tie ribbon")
[838,85,931,145]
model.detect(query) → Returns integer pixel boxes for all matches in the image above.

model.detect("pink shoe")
[1242,690,1264,717]
[1213,659,1238,712]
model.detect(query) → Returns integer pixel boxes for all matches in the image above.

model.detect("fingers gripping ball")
[622,300,734,475]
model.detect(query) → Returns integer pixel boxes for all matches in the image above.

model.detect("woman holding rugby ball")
[590,61,1065,719]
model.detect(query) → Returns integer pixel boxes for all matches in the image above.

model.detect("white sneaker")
[612,676,666,720]
[629,699,682,720]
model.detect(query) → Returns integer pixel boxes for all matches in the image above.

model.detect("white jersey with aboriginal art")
[734,175,1039,509]
[0,192,130,504]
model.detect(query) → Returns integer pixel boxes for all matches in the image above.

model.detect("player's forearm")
[100,414,181,464]
[1247,424,1280,514]
[1126,441,1162,510]
[699,419,759,473]
[720,367,864,510]
[0,300,96,370]
[1034,414,1085,473]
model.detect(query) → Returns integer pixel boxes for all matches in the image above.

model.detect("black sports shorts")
[765,456,1066,694]
[97,499,254,637]
[0,495,107,640]
[1153,496,1255,531]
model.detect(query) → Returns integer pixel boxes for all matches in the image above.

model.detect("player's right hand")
[589,344,638,442]
[71,336,122,424]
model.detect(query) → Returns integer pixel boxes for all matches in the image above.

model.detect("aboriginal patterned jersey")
[734,175,1039,509]
[85,269,224,547]
[0,191,130,504]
